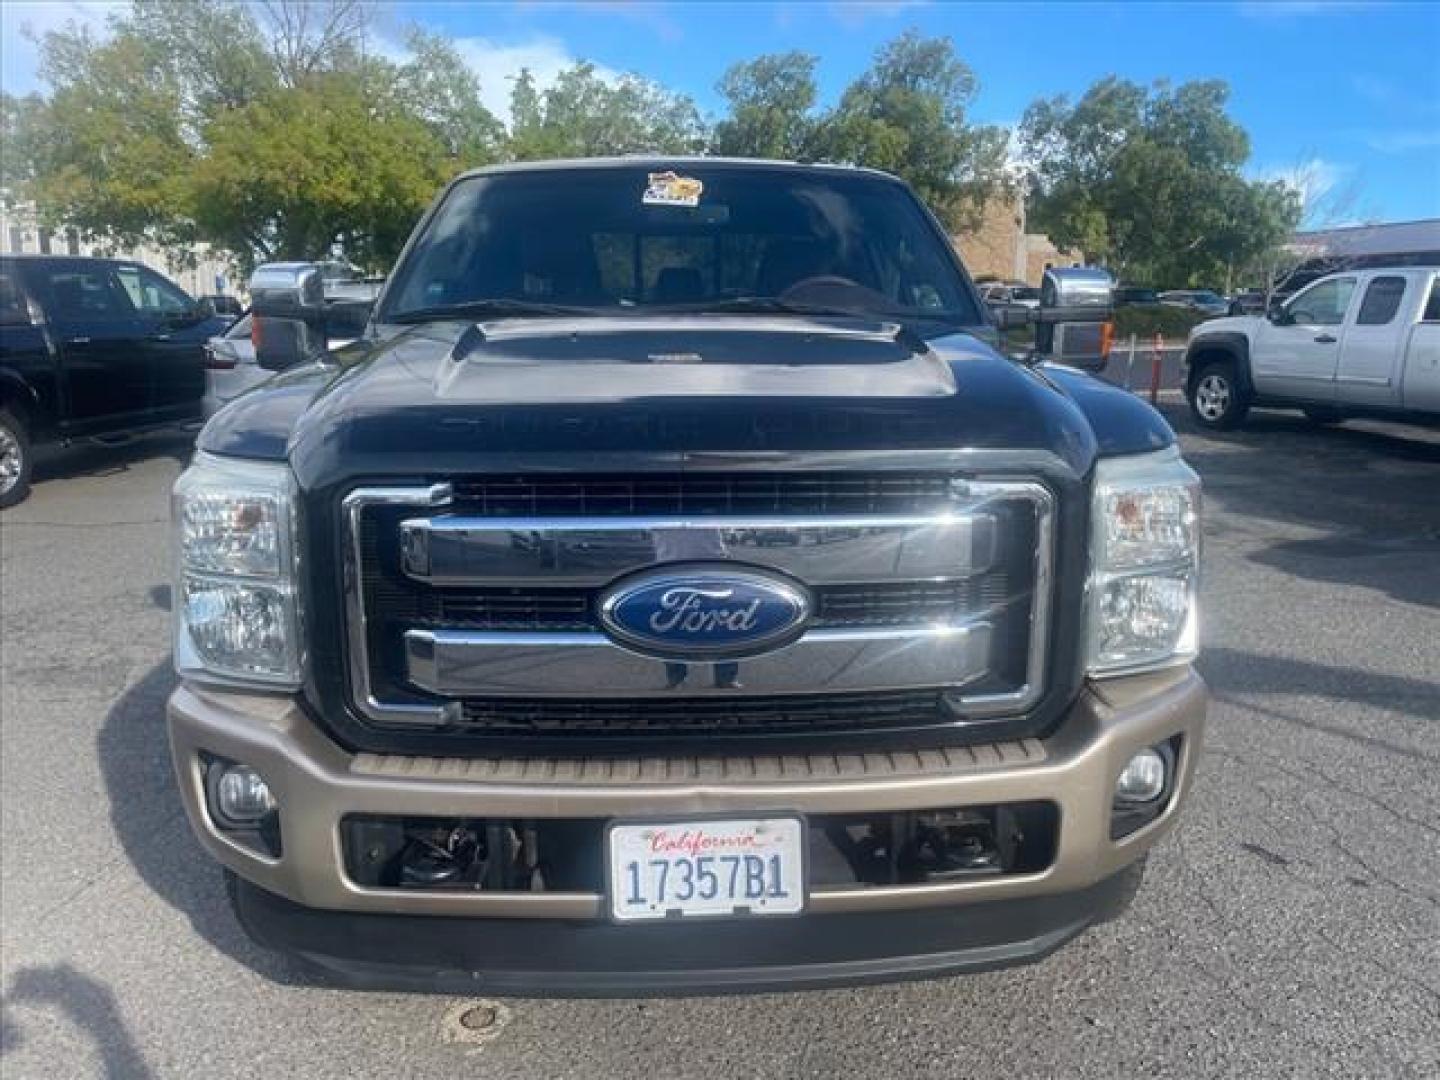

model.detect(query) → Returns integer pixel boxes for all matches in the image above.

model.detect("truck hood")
[198,316,1174,489]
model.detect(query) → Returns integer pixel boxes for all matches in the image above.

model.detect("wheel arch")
[1184,334,1254,399]
[0,369,41,431]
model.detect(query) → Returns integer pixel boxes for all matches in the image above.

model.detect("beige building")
[952,193,1079,285]
[0,199,240,299]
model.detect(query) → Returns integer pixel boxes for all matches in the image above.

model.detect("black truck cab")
[0,254,227,506]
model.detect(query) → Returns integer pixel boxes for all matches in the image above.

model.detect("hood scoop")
[434,316,958,402]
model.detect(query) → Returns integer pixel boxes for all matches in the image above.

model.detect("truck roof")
[451,155,904,184]
[0,254,147,268]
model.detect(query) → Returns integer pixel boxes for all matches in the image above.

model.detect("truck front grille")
[447,473,959,517]
[342,473,1053,750]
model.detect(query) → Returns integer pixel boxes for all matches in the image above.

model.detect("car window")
[0,269,31,326]
[42,266,135,320]
[1355,276,1407,326]
[1287,277,1356,326]
[382,166,980,326]
[1424,279,1440,322]
[114,265,194,316]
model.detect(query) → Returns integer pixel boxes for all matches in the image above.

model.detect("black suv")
[0,255,227,506]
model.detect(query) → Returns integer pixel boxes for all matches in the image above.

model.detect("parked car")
[200,294,244,319]
[1159,290,1229,317]
[979,282,1041,310]
[1114,286,1161,306]
[1185,266,1440,428]
[201,288,379,418]
[167,158,1204,994]
[0,255,228,507]
[201,312,256,418]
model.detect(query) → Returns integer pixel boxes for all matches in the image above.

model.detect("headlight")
[1086,446,1200,676]
[173,454,301,687]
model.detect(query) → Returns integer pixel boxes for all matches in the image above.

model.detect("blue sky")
[4,1,1438,223]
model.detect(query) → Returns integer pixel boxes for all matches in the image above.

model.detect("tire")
[1187,359,1250,430]
[1302,406,1346,426]
[0,407,32,509]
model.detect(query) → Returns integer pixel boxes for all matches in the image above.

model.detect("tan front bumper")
[167,668,1206,918]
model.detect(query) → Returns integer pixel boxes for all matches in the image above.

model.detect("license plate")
[606,817,806,921]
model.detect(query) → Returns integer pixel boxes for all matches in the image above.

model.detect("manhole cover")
[441,999,512,1050]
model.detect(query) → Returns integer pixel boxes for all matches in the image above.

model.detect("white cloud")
[1253,157,1347,204]
[449,35,621,121]
[826,1,931,29]
[350,23,624,124]
[540,2,684,44]
[0,0,124,94]
[1365,129,1440,153]
[1251,157,1381,227]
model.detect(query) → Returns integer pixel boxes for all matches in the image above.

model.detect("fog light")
[214,764,276,824]
[1115,748,1167,804]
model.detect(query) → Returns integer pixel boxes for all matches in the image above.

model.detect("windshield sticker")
[642,171,704,208]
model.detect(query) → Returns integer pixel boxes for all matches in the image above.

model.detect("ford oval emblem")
[598,565,812,660]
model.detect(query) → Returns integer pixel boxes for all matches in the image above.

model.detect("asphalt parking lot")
[1,404,1436,1079]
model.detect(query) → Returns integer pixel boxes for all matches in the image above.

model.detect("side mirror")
[992,303,1034,332]
[1267,305,1293,326]
[250,262,325,372]
[323,298,374,345]
[1034,267,1115,371]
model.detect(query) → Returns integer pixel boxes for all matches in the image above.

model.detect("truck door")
[112,263,208,416]
[1252,275,1357,402]
[0,264,63,430]
[1400,275,1440,414]
[1335,274,1410,407]
[24,261,152,429]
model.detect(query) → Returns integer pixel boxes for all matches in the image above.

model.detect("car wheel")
[1302,406,1346,426]
[0,408,33,509]
[1188,360,1250,430]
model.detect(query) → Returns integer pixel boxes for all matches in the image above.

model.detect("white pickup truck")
[1183,267,1440,429]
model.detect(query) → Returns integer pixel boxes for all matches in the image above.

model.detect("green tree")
[814,32,1011,231]
[187,74,453,272]
[393,28,506,162]
[508,62,705,160]
[0,92,49,197]
[712,52,819,160]
[1021,77,1299,285]
[28,27,196,249]
[13,0,500,272]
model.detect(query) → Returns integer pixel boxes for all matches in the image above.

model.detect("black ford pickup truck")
[0,255,227,506]
[168,158,1206,994]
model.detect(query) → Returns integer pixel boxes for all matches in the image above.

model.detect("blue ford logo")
[598,566,811,659]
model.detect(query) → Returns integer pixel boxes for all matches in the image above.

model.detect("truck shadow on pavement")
[1197,647,1437,761]
[30,431,196,492]
[95,662,308,988]
[1163,405,1440,609]
[1,964,154,1079]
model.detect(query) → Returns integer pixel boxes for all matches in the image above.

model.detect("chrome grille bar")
[398,513,999,587]
[404,622,994,698]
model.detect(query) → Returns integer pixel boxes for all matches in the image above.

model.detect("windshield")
[380,165,980,326]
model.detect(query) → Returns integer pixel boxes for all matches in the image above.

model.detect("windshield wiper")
[386,299,591,324]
